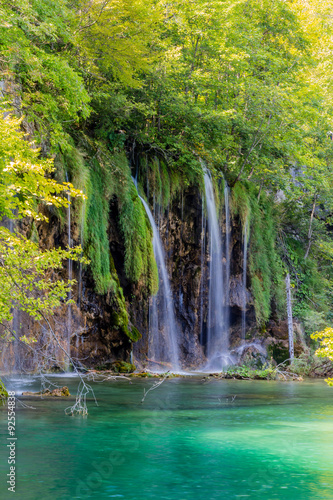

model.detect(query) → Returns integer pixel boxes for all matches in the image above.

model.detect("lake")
[1,376,333,499]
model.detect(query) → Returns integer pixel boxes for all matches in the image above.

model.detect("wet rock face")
[235,343,268,368]
[131,184,259,368]
[229,275,251,309]
[162,187,205,367]
[66,182,261,369]
[1,174,308,372]
[133,186,206,368]
[263,320,306,364]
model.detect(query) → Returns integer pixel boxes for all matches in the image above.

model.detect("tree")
[73,0,162,87]
[0,0,91,151]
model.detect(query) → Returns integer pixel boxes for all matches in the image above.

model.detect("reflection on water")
[0,377,333,500]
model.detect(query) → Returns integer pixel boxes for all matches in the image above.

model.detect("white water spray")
[202,165,230,369]
[242,219,249,341]
[133,180,181,371]
[224,180,231,341]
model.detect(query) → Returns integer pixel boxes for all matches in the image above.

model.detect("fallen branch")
[141,372,169,403]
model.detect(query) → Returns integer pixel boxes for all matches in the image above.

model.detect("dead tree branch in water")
[141,372,169,403]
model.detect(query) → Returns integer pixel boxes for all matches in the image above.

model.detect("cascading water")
[5,215,22,372]
[224,180,231,341]
[241,220,249,341]
[12,308,21,372]
[133,180,181,371]
[199,200,206,346]
[203,166,230,369]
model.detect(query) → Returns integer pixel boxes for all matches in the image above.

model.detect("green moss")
[149,157,163,205]
[127,326,142,342]
[248,193,285,325]
[118,174,158,295]
[0,378,8,400]
[112,361,136,373]
[231,182,251,227]
[55,144,90,230]
[111,287,130,337]
[160,160,171,208]
[85,159,113,294]
[64,143,157,343]
[231,182,285,326]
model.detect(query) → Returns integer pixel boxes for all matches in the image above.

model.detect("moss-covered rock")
[127,326,142,342]
[111,361,136,373]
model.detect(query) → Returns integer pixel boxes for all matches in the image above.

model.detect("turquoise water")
[1,376,333,499]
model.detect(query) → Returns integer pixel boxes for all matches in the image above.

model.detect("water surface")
[1,376,333,499]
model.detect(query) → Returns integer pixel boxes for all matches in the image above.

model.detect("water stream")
[203,167,230,369]
[199,199,206,346]
[242,219,249,341]
[134,181,180,371]
[224,180,231,345]
[6,215,22,372]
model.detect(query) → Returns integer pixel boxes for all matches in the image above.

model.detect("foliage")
[0,113,83,220]
[231,183,251,228]
[3,0,333,352]
[281,199,333,335]
[287,352,333,379]
[83,146,158,296]
[74,0,162,87]
[311,328,333,385]
[85,157,113,294]
[119,182,158,293]
[232,183,286,325]
[0,111,84,326]
[0,378,8,400]
[221,365,278,380]
[0,0,91,151]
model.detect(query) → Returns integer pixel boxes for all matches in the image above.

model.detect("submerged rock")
[22,386,70,397]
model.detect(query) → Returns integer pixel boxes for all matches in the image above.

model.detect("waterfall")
[66,173,72,362]
[224,181,231,341]
[242,220,249,341]
[5,214,21,371]
[12,304,21,373]
[133,180,180,371]
[286,273,294,359]
[203,166,230,369]
[199,199,206,346]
